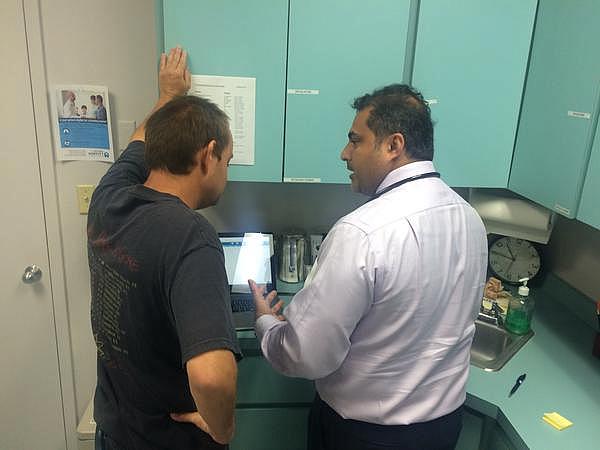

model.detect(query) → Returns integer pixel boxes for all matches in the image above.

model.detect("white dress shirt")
[256,161,488,425]
[62,99,76,118]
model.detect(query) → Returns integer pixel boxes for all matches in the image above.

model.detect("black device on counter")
[218,232,277,330]
[508,373,527,397]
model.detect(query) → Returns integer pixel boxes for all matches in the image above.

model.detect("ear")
[196,140,217,175]
[388,132,406,160]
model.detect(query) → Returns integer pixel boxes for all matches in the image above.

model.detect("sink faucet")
[478,300,504,327]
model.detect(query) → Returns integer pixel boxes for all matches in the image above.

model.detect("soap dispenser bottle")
[505,278,534,335]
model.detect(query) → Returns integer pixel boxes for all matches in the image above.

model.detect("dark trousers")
[308,395,463,450]
[95,426,228,450]
[95,427,126,450]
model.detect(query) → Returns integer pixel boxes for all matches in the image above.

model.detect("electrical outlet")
[76,185,95,214]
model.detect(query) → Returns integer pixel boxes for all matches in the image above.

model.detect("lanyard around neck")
[369,172,440,202]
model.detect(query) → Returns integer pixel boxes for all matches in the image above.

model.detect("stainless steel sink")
[470,319,534,371]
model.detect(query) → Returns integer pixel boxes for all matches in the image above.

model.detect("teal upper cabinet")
[163,0,288,182]
[509,0,600,217]
[283,0,411,184]
[578,119,600,229]
[412,0,537,188]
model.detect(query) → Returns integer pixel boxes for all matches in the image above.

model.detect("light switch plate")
[76,185,95,214]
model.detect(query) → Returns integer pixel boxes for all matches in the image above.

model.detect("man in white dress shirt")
[62,90,77,117]
[249,84,488,450]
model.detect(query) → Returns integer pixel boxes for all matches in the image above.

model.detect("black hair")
[352,84,434,161]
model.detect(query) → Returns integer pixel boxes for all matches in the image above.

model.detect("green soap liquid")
[505,309,530,334]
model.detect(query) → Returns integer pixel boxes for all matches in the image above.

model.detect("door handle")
[22,264,42,284]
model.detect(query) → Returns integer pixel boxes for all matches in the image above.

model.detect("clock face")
[489,237,541,283]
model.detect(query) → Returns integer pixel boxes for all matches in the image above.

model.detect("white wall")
[36,0,160,419]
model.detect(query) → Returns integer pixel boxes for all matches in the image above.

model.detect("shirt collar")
[375,161,437,195]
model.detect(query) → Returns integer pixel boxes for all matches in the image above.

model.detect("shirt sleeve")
[97,106,107,121]
[94,140,149,195]
[170,243,241,365]
[256,222,374,379]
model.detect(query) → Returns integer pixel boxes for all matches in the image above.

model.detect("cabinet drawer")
[237,355,315,405]
[232,407,310,450]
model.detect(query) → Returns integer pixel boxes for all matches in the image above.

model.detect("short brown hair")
[145,95,230,175]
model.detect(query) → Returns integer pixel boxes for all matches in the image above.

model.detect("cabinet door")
[0,2,67,447]
[163,0,288,181]
[509,0,600,217]
[237,355,315,405]
[577,118,600,229]
[413,0,536,187]
[284,0,411,184]
[232,407,309,450]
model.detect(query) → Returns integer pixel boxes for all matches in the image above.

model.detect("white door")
[0,1,67,449]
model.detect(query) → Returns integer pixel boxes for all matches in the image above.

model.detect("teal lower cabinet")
[233,349,525,450]
[234,350,315,450]
[457,407,484,450]
[458,406,522,450]
[236,353,316,405]
[232,407,310,450]
[232,405,520,450]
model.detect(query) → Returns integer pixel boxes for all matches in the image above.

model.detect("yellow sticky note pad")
[542,412,573,431]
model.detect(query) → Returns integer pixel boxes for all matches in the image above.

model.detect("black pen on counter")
[508,373,526,397]
[593,301,600,358]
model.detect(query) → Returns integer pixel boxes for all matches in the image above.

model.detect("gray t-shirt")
[88,140,240,450]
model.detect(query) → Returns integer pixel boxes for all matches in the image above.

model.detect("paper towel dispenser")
[469,189,555,244]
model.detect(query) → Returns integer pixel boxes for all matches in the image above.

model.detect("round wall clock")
[488,236,541,284]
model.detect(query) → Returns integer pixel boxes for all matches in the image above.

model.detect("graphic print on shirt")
[90,248,136,362]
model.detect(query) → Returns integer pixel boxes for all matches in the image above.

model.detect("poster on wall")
[51,85,114,162]
[189,75,255,165]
